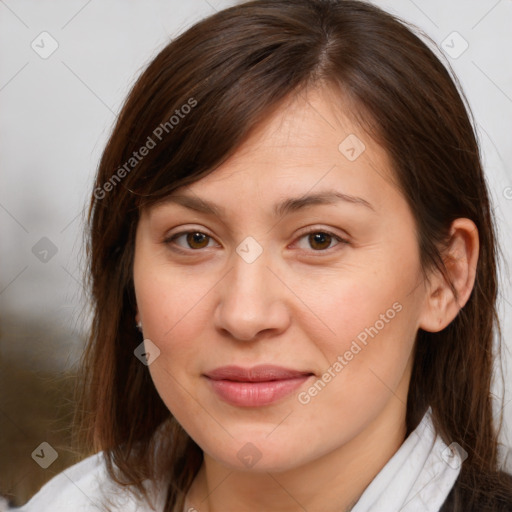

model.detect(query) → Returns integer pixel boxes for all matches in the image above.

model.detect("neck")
[185,401,407,512]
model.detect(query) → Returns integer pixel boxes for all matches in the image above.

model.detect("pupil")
[188,232,207,248]
[310,232,330,250]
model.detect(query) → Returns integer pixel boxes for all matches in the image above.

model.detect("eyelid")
[291,227,349,253]
[294,225,350,242]
[163,227,219,250]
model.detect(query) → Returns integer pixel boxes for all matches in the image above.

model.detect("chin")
[214,449,304,473]
[198,432,315,473]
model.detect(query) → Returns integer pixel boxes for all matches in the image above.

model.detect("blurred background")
[1,0,511,506]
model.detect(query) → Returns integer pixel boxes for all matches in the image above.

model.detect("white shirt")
[10,452,166,512]
[11,408,461,512]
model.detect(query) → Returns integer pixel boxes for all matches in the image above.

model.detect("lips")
[204,365,314,407]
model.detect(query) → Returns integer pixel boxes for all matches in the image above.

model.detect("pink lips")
[204,365,314,407]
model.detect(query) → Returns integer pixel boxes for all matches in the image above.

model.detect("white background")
[1,0,511,466]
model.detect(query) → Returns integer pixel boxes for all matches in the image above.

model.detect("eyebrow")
[162,190,375,217]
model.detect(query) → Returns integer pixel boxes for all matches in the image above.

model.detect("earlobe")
[135,309,143,331]
[418,218,479,333]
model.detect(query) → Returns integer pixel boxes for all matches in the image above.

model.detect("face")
[133,86,429,472]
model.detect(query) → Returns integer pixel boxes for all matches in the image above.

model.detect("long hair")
[75,1,511,510]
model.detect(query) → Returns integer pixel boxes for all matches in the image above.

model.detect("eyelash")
[163,228,349,256]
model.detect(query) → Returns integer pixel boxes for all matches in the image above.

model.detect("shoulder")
[14,452,106,511]
[12,452,165,512]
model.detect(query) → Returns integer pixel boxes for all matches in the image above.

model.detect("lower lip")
[205,375,312,407]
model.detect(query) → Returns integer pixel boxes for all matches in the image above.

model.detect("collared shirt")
[11,408,460,512]
[350,407,461,512]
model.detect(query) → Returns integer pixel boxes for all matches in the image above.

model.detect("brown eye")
[294,229,349,253]
[186,232,210,249]
[165,231,215,251]
[308,232,333,250]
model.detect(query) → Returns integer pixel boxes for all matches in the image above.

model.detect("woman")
[14,0,512,511]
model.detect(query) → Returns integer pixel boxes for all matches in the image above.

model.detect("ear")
[419,218,479,332]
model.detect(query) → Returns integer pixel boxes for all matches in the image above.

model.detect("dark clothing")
[439,470,512,511]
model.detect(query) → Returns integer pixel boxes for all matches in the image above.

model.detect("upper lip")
[204,365,314,382]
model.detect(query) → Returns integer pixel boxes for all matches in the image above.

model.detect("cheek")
[133,258,225,411]
[134,252,212,339]
[133,268,211,419]
[299,249,422,403]
[305,259,420,355]
[313,298,415,396]
[294,278,417,442]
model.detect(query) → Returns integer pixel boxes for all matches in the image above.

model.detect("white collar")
[351,407,462,512]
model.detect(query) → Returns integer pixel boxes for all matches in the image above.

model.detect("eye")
[165,231,217,251]
[294,229,348,252]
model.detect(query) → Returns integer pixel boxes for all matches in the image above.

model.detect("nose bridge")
[228,239,273,310]
[215,238,289,340]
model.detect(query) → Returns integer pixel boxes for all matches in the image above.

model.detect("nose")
[214,246,291,341]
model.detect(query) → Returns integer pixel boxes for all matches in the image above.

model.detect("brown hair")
[76,0,512,510]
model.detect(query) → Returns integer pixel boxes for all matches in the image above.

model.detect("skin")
[133,86,479,512]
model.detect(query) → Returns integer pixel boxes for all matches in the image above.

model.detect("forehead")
[170,86,398,214]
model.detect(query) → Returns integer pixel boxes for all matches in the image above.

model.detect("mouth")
[203,365,315,407]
